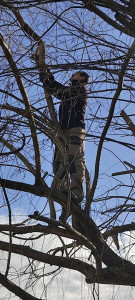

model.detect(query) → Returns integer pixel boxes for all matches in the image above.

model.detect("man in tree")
[33,43,90,228]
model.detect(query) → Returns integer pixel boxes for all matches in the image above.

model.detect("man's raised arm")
[32,42,70,100]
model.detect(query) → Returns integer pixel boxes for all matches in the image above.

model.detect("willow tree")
[0,1,135,299]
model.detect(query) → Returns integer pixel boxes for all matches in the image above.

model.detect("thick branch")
[94,0,129,13]
[0,272,41,300]
[0,178,49,196]
[0,224,77,240]
[1,240,135,286]
[0,178,134,270]
[87,265,135,286]
[83,0,135,37]
[0,240,95,279]
[104,222,135,239]
[29,213,101,269]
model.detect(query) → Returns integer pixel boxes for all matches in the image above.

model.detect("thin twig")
[0,134,25,156]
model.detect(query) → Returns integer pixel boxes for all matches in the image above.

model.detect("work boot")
[72,213,84,233]
[59,208,67,222]
[59,191,81,222]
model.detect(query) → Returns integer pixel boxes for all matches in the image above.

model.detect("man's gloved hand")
[39,69,51,83]
[31,42,51,82]
[31,42,45,66]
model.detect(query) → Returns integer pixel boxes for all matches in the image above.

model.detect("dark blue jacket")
[43,74,87,130]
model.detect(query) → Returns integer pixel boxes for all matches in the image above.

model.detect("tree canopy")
[0,1,135,299]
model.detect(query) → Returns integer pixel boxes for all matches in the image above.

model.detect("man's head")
[70,71,90,84]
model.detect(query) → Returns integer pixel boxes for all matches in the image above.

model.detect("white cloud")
[0,214,135,299]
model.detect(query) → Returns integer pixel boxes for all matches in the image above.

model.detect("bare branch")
[123,161,135,170]
[0,272,41,300]
[1,240,135,286]
[83,0,135,37]
[0,32,41,185]
[121,110,135,136]
[104,222,135,238]
[0,177,134,269]
[0,240,96,279]
[88,39,135,210]
[0,178,49,196]
[0,224,77,240]
[112,169,135,176]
